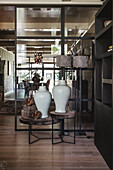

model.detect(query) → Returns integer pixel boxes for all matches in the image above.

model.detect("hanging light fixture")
[34,52,43,64]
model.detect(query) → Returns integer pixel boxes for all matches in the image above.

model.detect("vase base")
[55,110,66,113]
[41,116,48,118]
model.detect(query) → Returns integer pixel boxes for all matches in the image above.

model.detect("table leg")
[74,116,76,144]
[60,119,64,142]
[29,124,32,144]
[60,119,64,136]
[52,117,54,144]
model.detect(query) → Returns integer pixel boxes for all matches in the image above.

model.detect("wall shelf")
[102,79,112,84]
[96,59,102,101]
[95,0,112,19]
[103,56,112,79]
[95,22,112,39]
[95,51,112,60]
[103,83,112,108]
[95,26,112,55]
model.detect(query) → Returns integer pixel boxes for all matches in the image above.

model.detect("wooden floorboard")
[0,115,109,170]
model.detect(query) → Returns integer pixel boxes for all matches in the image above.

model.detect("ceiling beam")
[0,41,15,46]
[0,0,103,5]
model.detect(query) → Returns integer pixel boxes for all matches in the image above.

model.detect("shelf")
[95,99,112,109]
[102,79,112,84]
[96,0,112,18]
[103,83,112,108]
[96,60,102,101]
[103,56,112,79]
[95,51,112,60]
[95,27,112,55]
[95,22,112,39]
[95,99,112,110]
[102,103,112,108]
[95,99,102,103]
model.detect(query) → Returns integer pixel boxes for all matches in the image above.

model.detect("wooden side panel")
[94,101,112,169]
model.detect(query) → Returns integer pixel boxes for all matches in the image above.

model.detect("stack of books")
[107,45,113,52]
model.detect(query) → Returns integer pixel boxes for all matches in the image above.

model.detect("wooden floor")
[0,115,109,170]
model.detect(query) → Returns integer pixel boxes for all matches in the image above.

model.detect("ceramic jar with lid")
[34,84,51,118]
[52,79,70,113]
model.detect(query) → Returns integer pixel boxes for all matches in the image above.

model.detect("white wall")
[0,47,14,93]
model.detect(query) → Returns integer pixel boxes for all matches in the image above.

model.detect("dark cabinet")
[95,0,113,169]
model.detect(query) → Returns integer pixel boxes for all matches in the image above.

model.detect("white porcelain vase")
[53,80,71,113]
[34,85,51,118]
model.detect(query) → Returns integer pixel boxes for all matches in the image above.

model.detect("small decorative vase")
[34,84,51,118]
[52,79,71,113]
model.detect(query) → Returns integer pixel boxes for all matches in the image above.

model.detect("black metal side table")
[50,111,76,144]
[20,117,59,144]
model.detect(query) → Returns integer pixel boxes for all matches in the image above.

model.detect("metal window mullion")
[61,6,65,79]
[79,68,82,131]
[16,36,61,39]
[15,6,17,131]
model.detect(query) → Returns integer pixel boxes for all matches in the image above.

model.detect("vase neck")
[38,86,46,91]
[58,80,66,86]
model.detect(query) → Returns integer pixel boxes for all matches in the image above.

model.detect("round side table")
[50,111,76,144]
[20,116,59,144]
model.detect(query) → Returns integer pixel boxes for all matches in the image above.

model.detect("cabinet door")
[95,101,112,169]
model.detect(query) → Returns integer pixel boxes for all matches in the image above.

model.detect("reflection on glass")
[64,39,93,67]
[17,39,61,67]
[17,8,61,37]
[16,66,60,99]
[65,69,93,112]
[65,7,99,37]
[17,70,43,99]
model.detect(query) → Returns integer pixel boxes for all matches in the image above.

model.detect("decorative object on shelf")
[34,84,51,118]
[52,78,71,113]
[107,45,113,52]
[56,55,72,67]
[73,56,89,68]
[83,47,90,56]
[104,20,112,27]
[34,52,43,64]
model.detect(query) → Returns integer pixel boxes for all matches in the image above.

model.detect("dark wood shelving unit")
[95,0,113,169]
